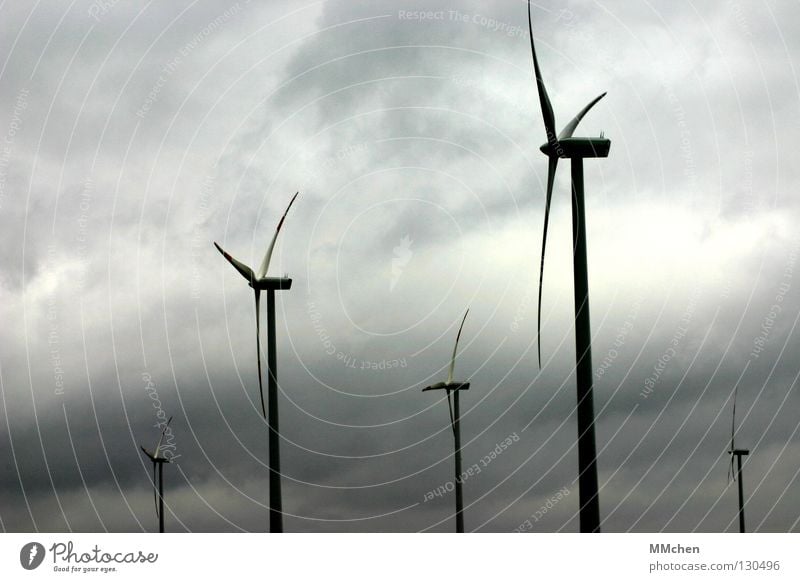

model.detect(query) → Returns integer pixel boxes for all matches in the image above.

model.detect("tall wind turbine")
[728,386,749,533]
[423,309,471,533]
[527,1,610,533]
[140,417,173,533]
[214,191,298,533]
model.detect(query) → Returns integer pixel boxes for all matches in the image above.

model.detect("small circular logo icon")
[20,542,45,570]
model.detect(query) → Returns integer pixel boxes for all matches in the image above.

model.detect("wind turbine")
[423,309,471,533]
[140,417,173,533]
[214,191,298,533]
[527,1,610,533]
[727,385,749,533]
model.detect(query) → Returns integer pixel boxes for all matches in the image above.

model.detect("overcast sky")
[1,0,799,533]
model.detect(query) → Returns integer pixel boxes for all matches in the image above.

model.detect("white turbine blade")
[527,0,557,146]
[214,242,255,282]
[537,156,558,368]
[446,309,469,385]
[154,416,173,459]
[558,93,607,140]
[257,191,299,279]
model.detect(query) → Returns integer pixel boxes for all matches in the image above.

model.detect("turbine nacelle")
[249,277,293,291]
[540,137,611,159]
[423,381,470,392]
[140,446,171,463]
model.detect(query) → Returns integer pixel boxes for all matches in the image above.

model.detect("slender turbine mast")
[728,386,749,533]
[423,309,471,533]
[140,417,173,533]
[214,191,298,533]
[527,2,610,533]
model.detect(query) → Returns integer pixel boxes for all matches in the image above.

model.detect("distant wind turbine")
[728,385,749,533]
[527,1,610,533]
[140,417,173,533]
[214,191,298,533]
[423,309,471,533]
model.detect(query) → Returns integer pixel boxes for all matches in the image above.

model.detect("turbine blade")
[558,93,607,140]
[730,388,736,451]
[729,385,738,482]
[537,156,558,368]
[255,290,267,419]
[257,191,299,279]
[447,309,469,385]
[154,416,173,459]
[527,1,557,145]
[446,388,457,439]
[152,461,159,521]
[214,242,255,283]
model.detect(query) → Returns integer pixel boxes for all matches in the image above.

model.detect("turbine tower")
[423,309,471,533]
[140,417,173,533]
[214,191,298,533]
[527,1,609,533]
[728,385,749,533]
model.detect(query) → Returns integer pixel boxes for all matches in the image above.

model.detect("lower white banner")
[0,533,794,580]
